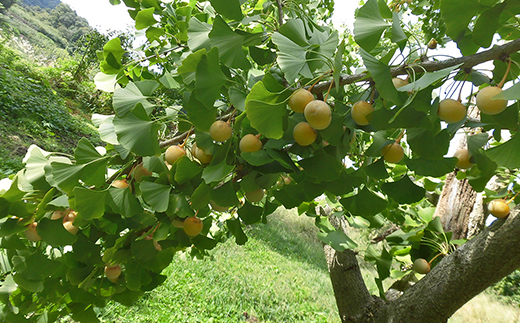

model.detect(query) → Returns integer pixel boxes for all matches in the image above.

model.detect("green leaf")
[238,202,263,225]
[13,274,43,293]
[113,83,154,117]
[38,218,78,246]
[159,72,180,89]
[249,46,276,66]
[229,87,247,112]
[298,150,343,182]
[473,3,506,48]
[494,83,520,100]
[174,156,202,184]
[467,133,489,156]
[481,103,519,131]
[70,187,107,221]
[317,229,358,251]
[241,150,274,166]
[209,16,250,69]
[486,132,520,168]
[92,115,119,145]
[185,95,216,132]
[69,303,100,323]
[134,80,160,96]
[190,182,211,210]
[0,218,26,237]
[407,129,450,159]
[94,72,117,92]
[112,290,144,306]
[209,0,242,21]
[426,217,445,233]
[75,139,102,164]
[100,38,125,74]
[210,181,239,207]
[48,162,84,193]
[381,175,426,204]
[202,161,235,184]
[397,65,461,93]
[365,245,392,280]
[354,0,390,51]
[391,12,407,50]
[113,105,161,157]
[440,0,482,41]
[406,158,458,177]
[245,80,289,139]
[108,187,143,218]
[140,182,172,212]
[146,26,165,42]
[226,218,247,245]
[271,31,311,83]
[194,47,227,109]
[178,49,206,84]
[187,17,212,52]
[135,7,157,30]
[362,158,389,180]
[340,187,388,217]
[14,253,61,281]
[360,49,402,105]
[467,153,497,192]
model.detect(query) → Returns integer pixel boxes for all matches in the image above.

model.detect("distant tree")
[0,0,16,12]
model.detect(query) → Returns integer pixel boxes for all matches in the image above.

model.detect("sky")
[61,0,134,32]
[62,0,354,33]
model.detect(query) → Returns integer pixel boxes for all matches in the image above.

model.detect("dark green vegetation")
[0,0,519,322]
[0,2,122,178]
[99,210,340,323]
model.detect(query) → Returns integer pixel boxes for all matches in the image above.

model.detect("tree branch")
[311,38,520,94]
[388,205,520,322]
[275,0,284,27]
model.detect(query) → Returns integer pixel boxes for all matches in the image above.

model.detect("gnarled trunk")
[325,205,520,323]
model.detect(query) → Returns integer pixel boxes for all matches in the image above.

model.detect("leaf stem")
[497,59,512,88]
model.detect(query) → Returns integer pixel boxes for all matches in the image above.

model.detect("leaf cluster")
[1,0,520,321]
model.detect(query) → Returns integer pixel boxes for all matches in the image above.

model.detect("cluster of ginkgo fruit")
[287,88,332,147]
[160,118,266,229]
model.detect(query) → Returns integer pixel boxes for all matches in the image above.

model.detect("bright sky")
[63,0,354,33]
[61,0,134,32]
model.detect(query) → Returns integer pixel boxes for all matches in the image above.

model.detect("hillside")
[0,2,109,178]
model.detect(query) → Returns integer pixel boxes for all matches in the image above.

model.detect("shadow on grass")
[245,207,330,272]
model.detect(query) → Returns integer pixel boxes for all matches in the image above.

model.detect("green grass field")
[97,208,520,323]
[99,209,340,323]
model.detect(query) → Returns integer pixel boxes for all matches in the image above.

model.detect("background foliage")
[0,0,519,322]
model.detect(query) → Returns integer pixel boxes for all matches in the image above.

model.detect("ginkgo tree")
[1,0,520,322]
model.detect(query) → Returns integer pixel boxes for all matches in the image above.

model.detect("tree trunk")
[325,205,520,322]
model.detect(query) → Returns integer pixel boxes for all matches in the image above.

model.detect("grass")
[450,293,520,323]
[99,208,340,323]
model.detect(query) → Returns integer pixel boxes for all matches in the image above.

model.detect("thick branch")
[388,205,520,322]
[311,38,520,94]
[325,246,386,322]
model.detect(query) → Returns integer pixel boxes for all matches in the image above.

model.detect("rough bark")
[433,172,478,239]
[434,106,481,239]
[326,205,520,322]
[388,205,520,322]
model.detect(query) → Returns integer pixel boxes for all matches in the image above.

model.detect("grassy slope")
[100,209,341,323]
[99,208,520,323]
[0,6,101,178]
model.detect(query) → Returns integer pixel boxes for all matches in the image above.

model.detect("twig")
[275,0,284,26]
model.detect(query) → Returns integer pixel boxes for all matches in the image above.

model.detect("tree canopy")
[1,0,520,322]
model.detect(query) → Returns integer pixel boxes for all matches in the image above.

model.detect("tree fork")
[327,204,520,322]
